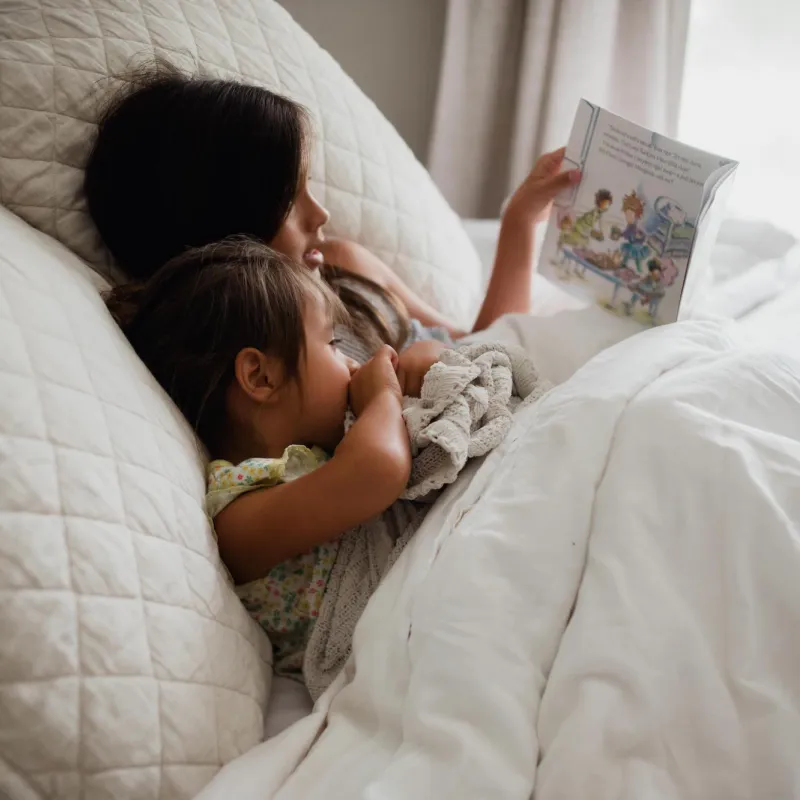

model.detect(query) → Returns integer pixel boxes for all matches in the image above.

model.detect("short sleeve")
[205,445,327,518]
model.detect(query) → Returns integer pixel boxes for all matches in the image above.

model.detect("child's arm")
[472,148,581,332]
[322,149,578,339]
[215,347,411,585]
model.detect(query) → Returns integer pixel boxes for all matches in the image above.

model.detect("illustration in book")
[540,100,737,327]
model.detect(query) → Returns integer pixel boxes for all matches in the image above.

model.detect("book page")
[539,100,736,328]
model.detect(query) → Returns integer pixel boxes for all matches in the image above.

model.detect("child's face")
[291,292,358,451]
[269,181,330,271]
[599,199,611,211]
[624,208,636,224]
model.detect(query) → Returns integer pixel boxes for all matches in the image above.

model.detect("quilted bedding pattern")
[0,0,481,327]
[0,204,273,799]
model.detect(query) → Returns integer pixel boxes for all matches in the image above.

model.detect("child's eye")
[329,337,341,348]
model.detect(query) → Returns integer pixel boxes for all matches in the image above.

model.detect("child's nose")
[309,191,330,229]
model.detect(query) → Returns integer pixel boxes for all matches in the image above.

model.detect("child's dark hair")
[85,61,407,352]
[106,237,344,455]
[647,258,662,273]
[595,189,613,206]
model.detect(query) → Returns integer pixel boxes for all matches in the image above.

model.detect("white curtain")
[428,0,691,218]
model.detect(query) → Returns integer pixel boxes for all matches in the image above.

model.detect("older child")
[86,64,579,363]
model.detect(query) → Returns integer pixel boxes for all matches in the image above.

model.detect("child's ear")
[234,347,284,403]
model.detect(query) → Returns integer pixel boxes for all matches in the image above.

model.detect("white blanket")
[197,320,800,800]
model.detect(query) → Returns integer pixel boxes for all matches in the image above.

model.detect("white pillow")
[0,205,272,799]
[0,0,481,328]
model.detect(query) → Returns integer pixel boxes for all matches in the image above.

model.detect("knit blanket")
[303,343,548,700]
[401,341,547,500]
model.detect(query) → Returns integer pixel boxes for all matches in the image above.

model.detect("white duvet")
[198,319,800,800]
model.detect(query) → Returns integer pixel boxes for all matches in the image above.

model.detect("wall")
[279,0,446,162]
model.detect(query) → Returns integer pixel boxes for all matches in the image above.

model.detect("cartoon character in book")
[625,258,666,317]
[554,213,576,266]
[562,189,613,247]
[617,191,650,272]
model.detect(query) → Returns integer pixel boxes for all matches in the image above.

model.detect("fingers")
[541,168,581,195]
[535,146,567,175]
[544,146,566,163]
[375,344,399,371]
[355,346,398,381]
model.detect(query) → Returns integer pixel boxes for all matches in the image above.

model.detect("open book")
[539,99,737,327]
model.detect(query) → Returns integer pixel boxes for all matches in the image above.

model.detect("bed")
[2,0,800,798]
[260,214,800,744]
[200,311,800,800]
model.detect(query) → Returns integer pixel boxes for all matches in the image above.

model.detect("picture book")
[539,99,738,327]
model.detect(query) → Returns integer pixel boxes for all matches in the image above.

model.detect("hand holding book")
[503,146,581,226]
[539,99,737,329]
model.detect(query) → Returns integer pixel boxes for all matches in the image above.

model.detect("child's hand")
[504,147,581,226]
[349,345,402,416]
[396,340,445,397]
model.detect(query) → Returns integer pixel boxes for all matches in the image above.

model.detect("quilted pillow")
[0,205,272,799]
[0,0,481,327]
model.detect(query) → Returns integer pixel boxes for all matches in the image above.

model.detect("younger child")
[107,238,436,676]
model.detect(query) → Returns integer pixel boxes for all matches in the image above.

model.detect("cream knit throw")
[401,341,547,500]
[303,342,548,700]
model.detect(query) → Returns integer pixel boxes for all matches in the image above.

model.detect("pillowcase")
[0,202,273,799]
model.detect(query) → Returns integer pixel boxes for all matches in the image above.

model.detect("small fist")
[396,339,446,397]
[348,345,402,416]
[504,147,581,226]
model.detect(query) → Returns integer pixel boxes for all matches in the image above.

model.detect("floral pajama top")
[206,445,337,677]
